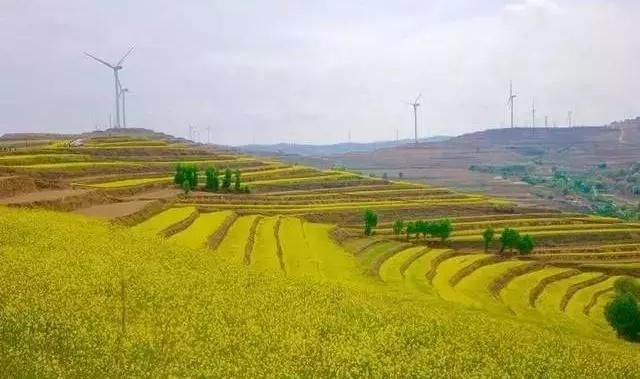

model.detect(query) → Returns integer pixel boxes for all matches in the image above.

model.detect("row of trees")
[365,212,535,254]
[204,167,249,193]
[392,219,453,242]
[483,227,535,255]
[174,164,250,194]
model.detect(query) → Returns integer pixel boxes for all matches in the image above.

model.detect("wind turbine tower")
[84,46,134,128]
[568,111,573,127]
[406,93,422,144]
[507,81,517,128]
[531,101,536,129]
[545,115,548,128]
[120,86,129,128]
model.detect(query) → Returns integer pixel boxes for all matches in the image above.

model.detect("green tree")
[222,168,232,191]
[392,219,405,236]
[605,292,640,342]
[205,167,219,192]
[431,219,453,242]
[614,277,640,299]
[500,228,520,253]
[234,169,241,192]
[363,209,378,236]
[516,234,535,255]
[483,227,495,253]
[416,220,428,239]
[405,222,415,240]
[174,164,185,185]
[182,179,191,196]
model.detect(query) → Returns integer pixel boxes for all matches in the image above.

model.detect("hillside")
[1,130,640,376]
[237,136,450,156]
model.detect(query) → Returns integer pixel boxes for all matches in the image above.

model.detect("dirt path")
[0,189,90,204]
[123,188,182,200]
[74,200,154,220]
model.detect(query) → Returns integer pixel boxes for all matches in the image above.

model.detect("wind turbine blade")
[415,93,422,103]
[117,46,135,66]
[84,52,114,68]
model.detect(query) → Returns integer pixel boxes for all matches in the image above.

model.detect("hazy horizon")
[2,0,639,144]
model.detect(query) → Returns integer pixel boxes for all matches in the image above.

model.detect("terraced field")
[2,130,639,376]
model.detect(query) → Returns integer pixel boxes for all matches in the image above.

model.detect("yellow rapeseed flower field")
[1,206,639,377]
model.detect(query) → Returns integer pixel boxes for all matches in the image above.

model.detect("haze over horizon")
[2,0,639,144]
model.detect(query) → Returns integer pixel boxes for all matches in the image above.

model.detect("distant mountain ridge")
[236,136,450,156]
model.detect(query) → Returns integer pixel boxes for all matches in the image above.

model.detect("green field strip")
[251,217,284,273]
[0,161,145,169]
[403,249,449,294]
[357,241,410,276]
[365,218,628,235]
[528,251,640,261]
[452,227,640,242]
[131,207,198,236]
[455,260,532,314]
[431,254,488,306]
[356,212,575,229]
[168,211,234,249]
[340,237,384,254]
[488,262,546,298]
[188,197,490,213]
[243,216,263,265]
[587,292,616,332]
[565,276,620,331]
[216,215,259,264]
[0,153,91,165]
[274,217,286,273]
[249,171,357,185]
[534,272,603,317]
[453,222,640,236]
[500,267,575,318]
[75,176,171,188]
[537,242,640,254]
[559,275,609,311]
[258,183,396,197]
[378,246,426,284]
[584,287,614,316]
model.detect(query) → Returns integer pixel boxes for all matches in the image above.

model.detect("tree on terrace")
[363,209,378,236]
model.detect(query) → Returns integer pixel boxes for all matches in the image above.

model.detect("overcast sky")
[1,0,639,144]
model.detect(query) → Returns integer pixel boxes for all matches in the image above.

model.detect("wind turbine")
[405,93,421,144]
[119,85,130,128]
[507,81,517,128]
[84,46,134,128]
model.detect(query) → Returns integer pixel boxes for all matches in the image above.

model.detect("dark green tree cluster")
[495,228,535,255]
[605,277,640,342]
[206,167,250,193]
[363,209,378,236]
[394,218,453,242]
[205,167,220,192]
[174,164,198,194]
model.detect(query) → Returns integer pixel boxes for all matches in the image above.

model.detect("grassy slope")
[1,207,640,377]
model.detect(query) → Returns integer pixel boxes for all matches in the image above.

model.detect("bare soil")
[74,200,155,220]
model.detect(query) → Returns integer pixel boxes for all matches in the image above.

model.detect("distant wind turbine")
[84,46,134,128]
[119,85,130,128]
[404,93,422,144]
[507,81,517,128]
